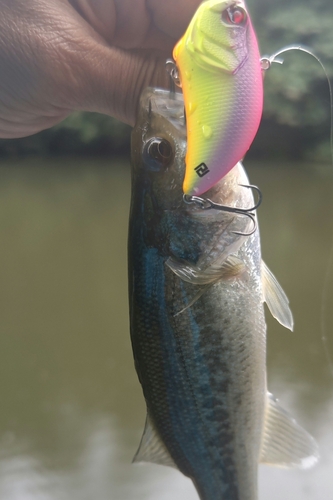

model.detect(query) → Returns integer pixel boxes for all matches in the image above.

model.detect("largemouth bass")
[128,88,318,500]
[173,0,263,196]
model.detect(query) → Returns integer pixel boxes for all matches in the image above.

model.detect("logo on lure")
[194,162,210,177]
[173,0,263,196]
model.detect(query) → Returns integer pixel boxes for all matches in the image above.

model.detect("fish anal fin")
[133,413,177,469]
[261,260,294,331]
[166,255,246,285]
[260,393,319,469]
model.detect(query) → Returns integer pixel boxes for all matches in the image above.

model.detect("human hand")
[0,0,201,138]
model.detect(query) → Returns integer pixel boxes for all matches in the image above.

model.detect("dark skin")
[0,0,201,138]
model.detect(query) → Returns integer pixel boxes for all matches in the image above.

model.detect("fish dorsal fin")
[166,255,246,285]
[260,393,319,469]
[133,413,177,469]
[261,260,294,331]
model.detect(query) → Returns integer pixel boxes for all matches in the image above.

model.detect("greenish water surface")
[0,157,332,500]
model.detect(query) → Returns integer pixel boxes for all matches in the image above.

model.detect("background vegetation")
[1,0,332,162]
[248,0,333,162]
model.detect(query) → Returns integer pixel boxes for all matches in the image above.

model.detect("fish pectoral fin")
[174,284,211,317]
[261,260,294,331]
[166,255,246,285]
[133,412,177,469]
[260,393,319,469]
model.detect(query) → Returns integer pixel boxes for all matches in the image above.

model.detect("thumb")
[0,0,171,138]
[64,1,173,125]
[70,41,171,126]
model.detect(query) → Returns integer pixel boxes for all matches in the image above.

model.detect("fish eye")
[221,6,247,26]
[143,137,174,171]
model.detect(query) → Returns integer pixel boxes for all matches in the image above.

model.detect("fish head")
[183,0,254,74]
[132,87,254,213]
[131,88,187,211]
[131,88,256,264]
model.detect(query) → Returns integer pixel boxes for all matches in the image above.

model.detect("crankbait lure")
[173,0,263,196]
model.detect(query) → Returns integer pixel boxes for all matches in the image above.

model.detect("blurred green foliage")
[0,112,131,158]
[1,0,332,161]
[247,0,333,161]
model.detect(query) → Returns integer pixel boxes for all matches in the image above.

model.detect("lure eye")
[222,6,247,26]
[143,137,173,171]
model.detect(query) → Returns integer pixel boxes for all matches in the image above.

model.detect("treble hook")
[165,59,181,96]
[183,185,263,237]
[233,212,257,237]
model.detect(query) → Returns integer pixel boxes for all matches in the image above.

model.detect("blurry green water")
[0,157,332,500]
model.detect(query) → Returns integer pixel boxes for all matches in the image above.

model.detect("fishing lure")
[173,0,263,196]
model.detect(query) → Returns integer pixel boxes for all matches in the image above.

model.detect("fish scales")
[129,88,318,500]
[130,249,264,499]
